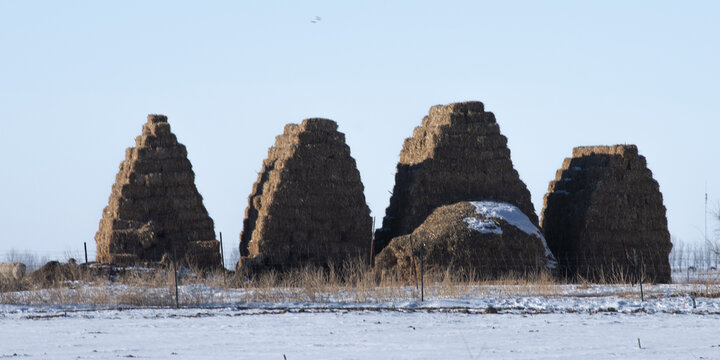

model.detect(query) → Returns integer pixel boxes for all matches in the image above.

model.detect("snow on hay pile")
[541,145,672,283]
[238,118,372,271]
[95,115,221,269]
[375,201,555,280]
[374,101,537,253]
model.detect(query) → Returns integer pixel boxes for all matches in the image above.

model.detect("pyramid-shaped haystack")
[374,101,537,253]
[95,115,221,268]
[541,145,672,283]
[239,118,372,271]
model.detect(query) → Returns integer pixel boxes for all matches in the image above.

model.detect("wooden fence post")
[420,243,424,302]
[172,247,180,309]
[219,232,225,269]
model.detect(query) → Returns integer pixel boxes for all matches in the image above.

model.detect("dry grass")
[1,258,719,307]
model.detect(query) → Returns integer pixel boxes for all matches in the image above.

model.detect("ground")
[1,307,718,359]
[2,291,719,359]
[1,270,718,359]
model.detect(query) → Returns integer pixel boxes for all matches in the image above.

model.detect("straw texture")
[376,201,552,280]
[95,115,221,269]
[238,118,372,271]
[374,101,537,253]
[540,145,672,283]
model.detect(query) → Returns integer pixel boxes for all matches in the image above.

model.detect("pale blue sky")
[1,1,718,260]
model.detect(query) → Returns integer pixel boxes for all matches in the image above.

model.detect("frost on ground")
[1,282,720,359]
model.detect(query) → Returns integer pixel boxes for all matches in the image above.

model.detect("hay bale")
[374,101,537,254]
[95,114,220,269]
[186,240,222,269]
[0,262,26,281]
[29,261,77,286]
[106,253,140,266]
[375,201,555,280]
[540,145,672,283]
[238,118,372,271]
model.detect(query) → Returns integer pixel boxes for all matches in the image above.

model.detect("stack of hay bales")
[238,118,372,271]
[95,115,221,269]
[375,201,556,280]
[374,101,537,253]
[540,145,672,283]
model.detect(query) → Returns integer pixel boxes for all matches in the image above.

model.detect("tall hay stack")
[95,115,221,269]
[374,101,537,253]
[540,145,672,283]
[238,118,372,271]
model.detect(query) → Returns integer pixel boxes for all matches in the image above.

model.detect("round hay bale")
[0,262,26,282]
[29,261,77,287]
[376,201,556,280]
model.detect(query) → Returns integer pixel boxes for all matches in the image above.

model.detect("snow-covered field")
[1,304,719,359]
[2,281,719,359]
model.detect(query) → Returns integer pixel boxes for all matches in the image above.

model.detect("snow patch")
[466,201,557,267]
[463,217,502,234]
[467,201,541,237]
[1,301,719,360]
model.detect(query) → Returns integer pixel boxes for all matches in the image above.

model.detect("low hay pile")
[28,260,78,286]
[0,263,26,282]
[375,201,554,280]
[540,145,672,283]
[238,118,372,271]
[375,101,537,253]
[95,115,221,269]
